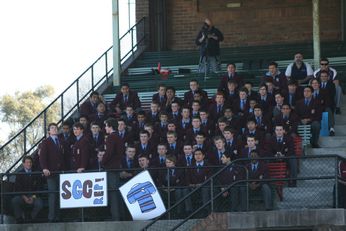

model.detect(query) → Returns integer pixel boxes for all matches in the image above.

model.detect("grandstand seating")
[2,38,346,226]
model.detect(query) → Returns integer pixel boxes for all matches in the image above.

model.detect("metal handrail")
[0,17,147,173]
[0,154,343,225]
[142,154,343,230]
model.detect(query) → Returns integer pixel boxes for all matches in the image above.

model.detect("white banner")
[60,172,107,208]
[119,170,166,220]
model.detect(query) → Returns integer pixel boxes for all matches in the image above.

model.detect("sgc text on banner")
[60,172,107,208]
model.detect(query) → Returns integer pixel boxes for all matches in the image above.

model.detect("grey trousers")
[47,176,60,221]
[107,171,120,220]
[11,196,43,220]
[310,121,321,145]
[198,56,221,73]
[230,185,247,212]
[335,85,343,108]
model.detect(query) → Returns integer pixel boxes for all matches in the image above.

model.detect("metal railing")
[0,17,147,174]
[143,155,342,231]
[0,155,343,226]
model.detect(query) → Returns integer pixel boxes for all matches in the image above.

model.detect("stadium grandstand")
[2,1,346,231]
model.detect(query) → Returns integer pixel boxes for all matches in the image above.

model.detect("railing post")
[91,65,94,90]
[43,110,47,138]
[131,28,134,56]
[335,156,339,208]
[23,129,27,154]
[105,51,108,81]
[1,174,4,224]
[210,177,214,213]
[167,168,171,220]
[61,95,64,121]
[76,80,80,112]
[246,167,249,211]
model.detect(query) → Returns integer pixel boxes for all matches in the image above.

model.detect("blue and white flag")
[119,170,166,220]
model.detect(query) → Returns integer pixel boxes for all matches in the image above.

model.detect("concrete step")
[298,158,336,177]
[334,114,346,125]
[277,182,334,209]
[148,219,201,231]
[319,136,346,148]
[334,125,346,135]
[306,147,346,156]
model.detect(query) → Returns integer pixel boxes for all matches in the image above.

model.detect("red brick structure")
[136,0,342,51]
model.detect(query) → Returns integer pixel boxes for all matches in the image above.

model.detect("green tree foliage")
[0,85,59,172]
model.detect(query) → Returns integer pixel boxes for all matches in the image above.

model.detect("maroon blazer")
[89,112,109,129]
[263,135,294,158]
[117,129,135,146]
[232,99,250,116]
[166,141,183,157]
[135,142,156,159]
[101,132,125,169]
[241,147,263,159]
[218,73,244,93]
[295,98,322,122]
[71,135,91,170]
[186,162,211,185]
[88,132,105,169]
[152,93,167,109]
[157,167,184,188]
[201,119,216,137]
[39,136,65,172]
[209,103,229,121]
[80,100,98,116]
[246,161,269,181]
[219,164,245,185]
[273,112,299,135]
[110,90,141,111]
[184,89,208,108]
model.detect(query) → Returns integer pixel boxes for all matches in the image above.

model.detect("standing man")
[71,122,90,172]
[39,123,65,222]
[98,118,125,220]
[195,18,224,74]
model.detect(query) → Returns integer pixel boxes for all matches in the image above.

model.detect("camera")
[201,23,210,35]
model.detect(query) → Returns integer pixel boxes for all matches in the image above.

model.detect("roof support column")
[312,0,321,68]
[112,0,121,86]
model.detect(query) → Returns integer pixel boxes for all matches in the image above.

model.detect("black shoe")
[16,218,24,224]
[336,108,341,114]
[312,144,321,148]
[288,181,297,187]
[330,129,335,136]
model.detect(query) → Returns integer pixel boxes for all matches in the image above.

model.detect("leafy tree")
[0,85,59,172]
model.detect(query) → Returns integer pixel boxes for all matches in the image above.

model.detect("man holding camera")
[195,18,224,74]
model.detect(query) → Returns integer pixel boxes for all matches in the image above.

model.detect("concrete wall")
[137,0,342,51]
[2,209,346,231]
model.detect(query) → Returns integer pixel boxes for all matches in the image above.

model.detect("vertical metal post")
[1,174,4,224]
[43,110,47,137]
[81,208,85,222]
[131,28,134,56]
[61,95,64,121]
[128,0,131,30]
[246,168,249,211]
[23,129,27,154]
[312,0,321,69]
[335,157,339,208]
[91,65,95,90]
[341,0,345,41]
[76,80,80,111]
[210,177,214,212]
[167,168,171,220]
[112,0,121,86]
[105,51,108,81]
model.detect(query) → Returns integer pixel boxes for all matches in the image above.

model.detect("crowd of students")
[12,53,343,223]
